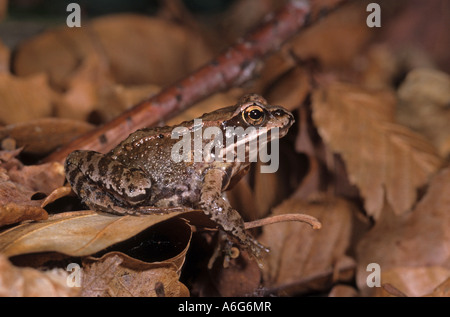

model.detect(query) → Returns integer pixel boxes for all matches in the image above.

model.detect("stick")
[245,213,322,230]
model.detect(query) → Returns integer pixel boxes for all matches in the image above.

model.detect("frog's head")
[227,94,295,138]
[199,94,294,165]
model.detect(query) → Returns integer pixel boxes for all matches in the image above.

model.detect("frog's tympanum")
[65,94,294,261]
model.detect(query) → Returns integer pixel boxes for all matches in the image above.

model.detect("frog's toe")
[247,238,270,263]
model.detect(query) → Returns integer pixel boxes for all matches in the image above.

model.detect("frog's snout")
[273,108,295,129]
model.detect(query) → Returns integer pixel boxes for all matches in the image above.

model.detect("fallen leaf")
[290,0,375,68]
[0,152,49,226]
[56,53,113,121]
[374,266,450,297]
[0,40,9,73]
[425,277,450,297]
[0,254,79,297]
[81,252,189,297]
[328,284,359,297]
[14,14,213,89]
[356,167,450,296]
[264,66,311,112]
[0,72,54,125]
[259,195,355,295]
[7,162,65,195]
[209,251,261,297]
[397,68,450,157]
[0,118,94,156]
[0,210,195,258]
[0,202,47,228]
[311,82,442,219]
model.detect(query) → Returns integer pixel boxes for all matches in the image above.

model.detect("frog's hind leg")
[65,150,152,215]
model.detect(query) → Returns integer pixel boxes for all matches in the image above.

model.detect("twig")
[42,0,346,164]
[245,213,322,230]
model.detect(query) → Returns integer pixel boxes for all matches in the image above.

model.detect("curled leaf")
[81,252,189,297]
[0,210,195,258]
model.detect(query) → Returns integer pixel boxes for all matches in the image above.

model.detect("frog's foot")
[242,235,270,268]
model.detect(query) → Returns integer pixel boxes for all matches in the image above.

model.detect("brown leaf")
[259,195,355,295]
[0,254,79,297]
[312,82,442,219]
[264,66,311,112]
[356,167,450,296]
[0,118,94,156]
[374,266,450,297]
[290,0,375,68]
[0,151,69,226]
[7,162,65,195]
[0,72,54,125]
[397,68,450,158]
[0,202,47,228]
[0,154,49,226]
[81,252,189,297]
[56,53,113,121]
[14,14,212,89]
[328,284,359,297]
[0,40,9,73]
[0,210,194,258]
[96,83,161,122]
[425,277,450,297]
[210,251,261,297]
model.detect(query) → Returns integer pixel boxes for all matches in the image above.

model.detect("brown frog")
[65,94,294,261]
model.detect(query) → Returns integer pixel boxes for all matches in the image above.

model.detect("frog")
[64,94,294,261]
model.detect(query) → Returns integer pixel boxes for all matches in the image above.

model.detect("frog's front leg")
[65,150,153,215]
[199,168,269,260]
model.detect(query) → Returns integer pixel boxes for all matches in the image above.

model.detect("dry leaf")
[260,195,355,295]
[0,118,94,156]
[0,254,79,297]
[374,266,450,297]
[0,210,195,258]
[290,1,375,69]
[0,151,50,226]
[328,284,359,297]
[0,72,54,125]
[209,251,261,297]
[7,162,65,195]
[0,40,9,73]
[425,277,450,297]
[312,82,442,219]
[96,83,161,122]
[81,253,189,297]
[14,14,213,89]
[56,53,113,121]
[397,68,450,157]
[356,167,450,296]
[219,0,282,42]
[264,66,311,112]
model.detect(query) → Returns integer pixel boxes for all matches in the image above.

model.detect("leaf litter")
[0,0,449,297]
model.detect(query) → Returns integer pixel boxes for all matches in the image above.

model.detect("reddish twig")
[43,0,345,164]
[244,213,322,230]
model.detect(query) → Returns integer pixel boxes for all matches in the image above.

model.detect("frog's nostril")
[273,109,284,117]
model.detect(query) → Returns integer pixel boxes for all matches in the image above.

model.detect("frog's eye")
[242,105,265,126]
